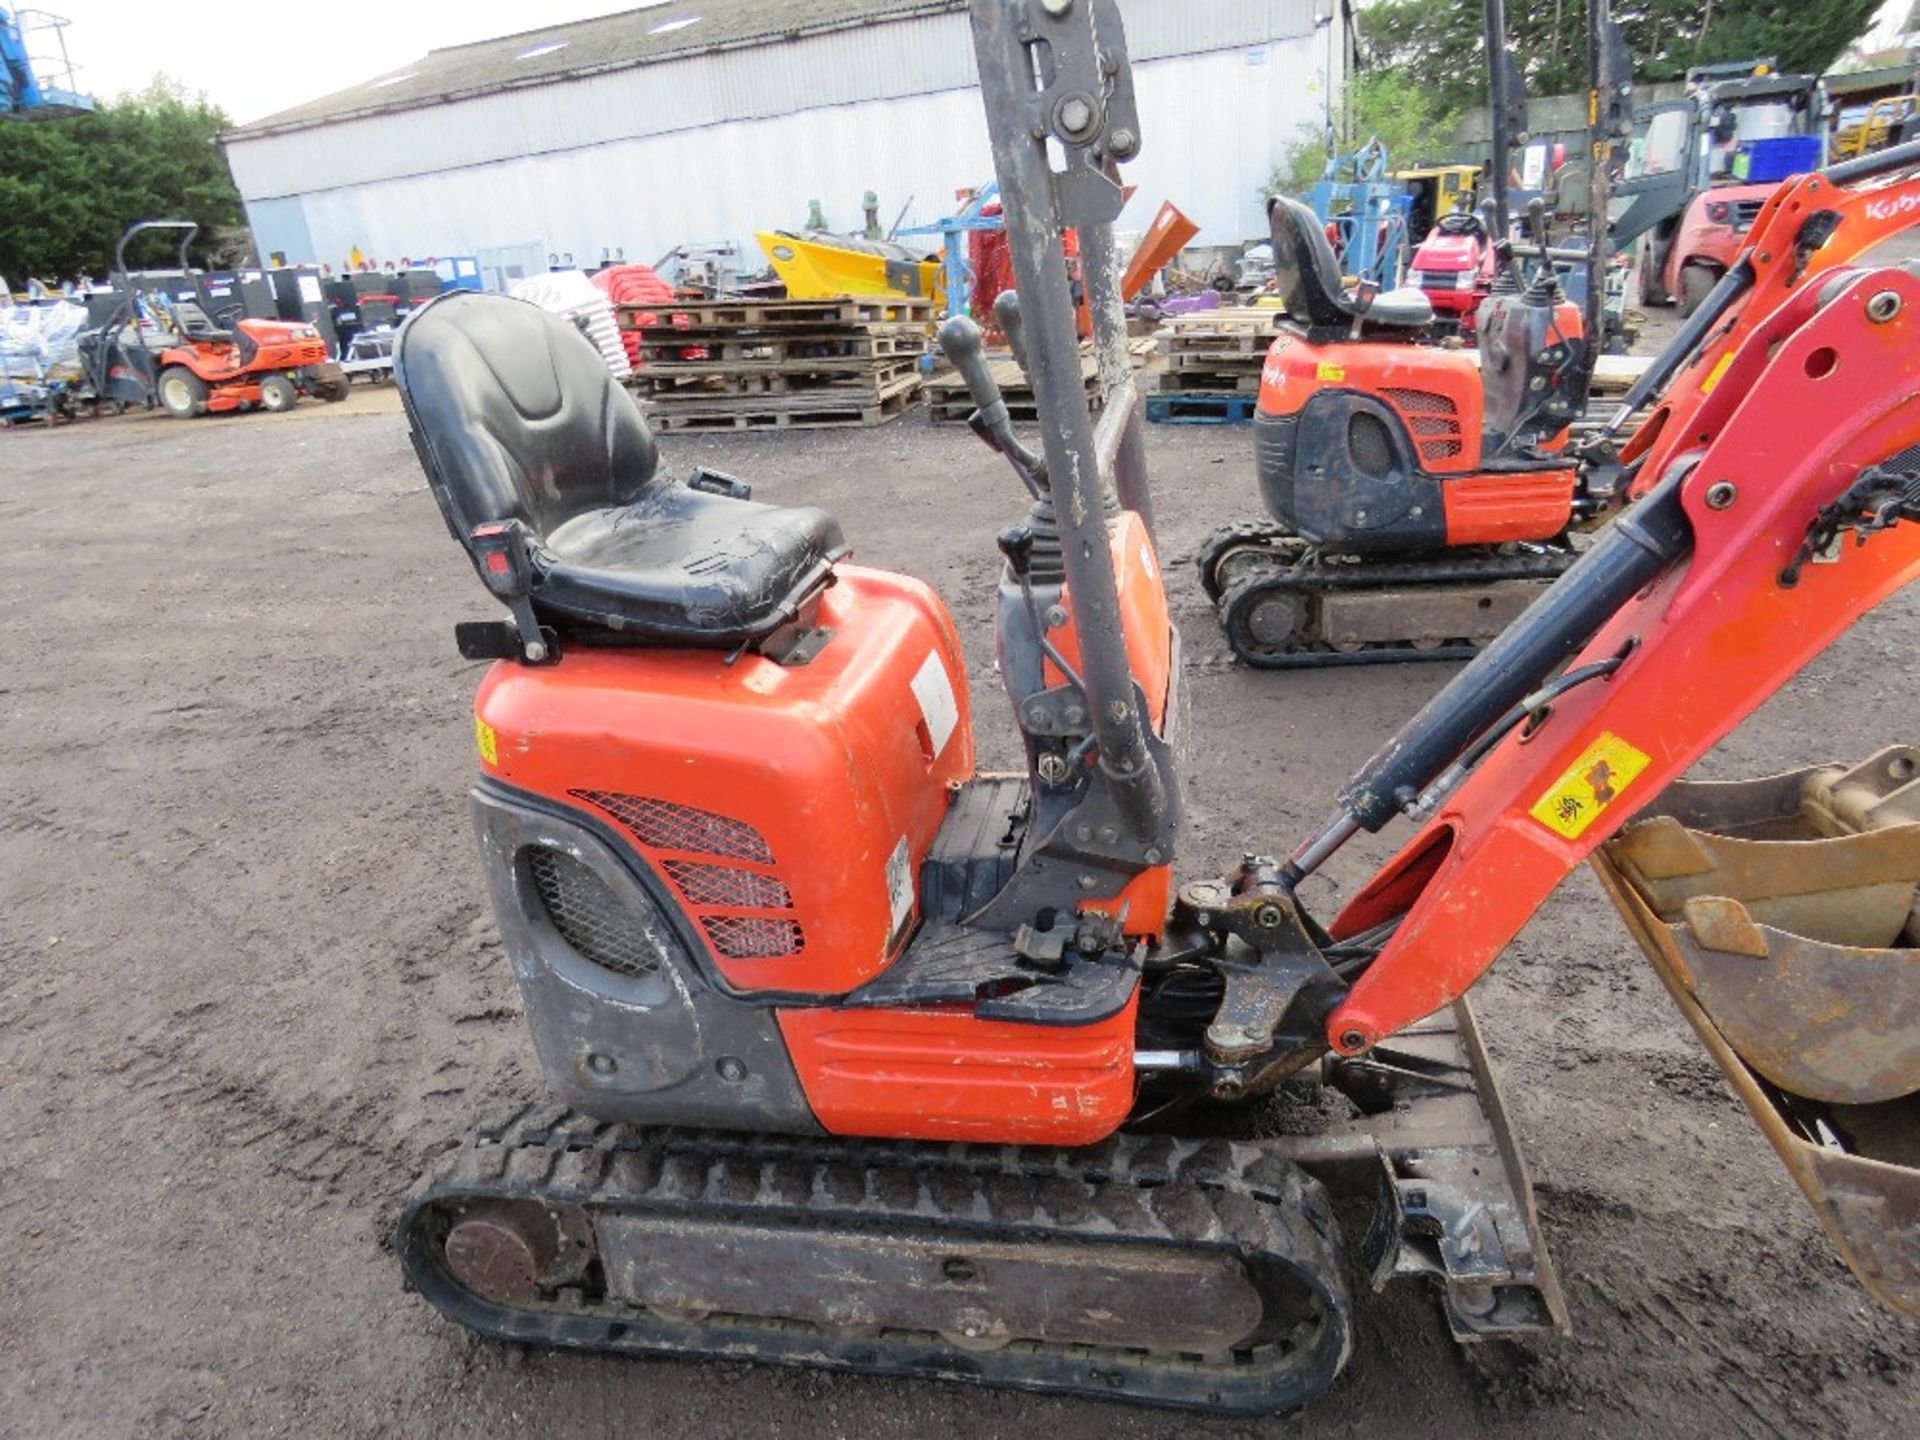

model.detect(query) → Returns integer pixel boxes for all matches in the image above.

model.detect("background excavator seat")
[396,291,848,647]
[1268,195,1435,333]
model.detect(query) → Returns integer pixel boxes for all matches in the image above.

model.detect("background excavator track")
[1200,525,1575,668]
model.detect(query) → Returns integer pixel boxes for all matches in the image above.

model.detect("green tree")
[1360,0,1884,114]
[1270,69,1461,195]
[0,75,244,284]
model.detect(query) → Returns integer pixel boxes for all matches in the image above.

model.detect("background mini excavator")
[1198,0,1627,667]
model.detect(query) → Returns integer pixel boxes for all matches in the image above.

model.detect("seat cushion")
[538,482,849,642]
[1365,287,1436,329]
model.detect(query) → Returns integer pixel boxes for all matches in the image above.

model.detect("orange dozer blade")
[1591,747,1920,1318]
[1121,201,1199,301]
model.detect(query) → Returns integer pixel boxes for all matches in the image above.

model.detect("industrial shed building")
[222,0,1349,282]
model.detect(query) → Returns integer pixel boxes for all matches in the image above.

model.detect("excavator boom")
[1318,263,1920,1054]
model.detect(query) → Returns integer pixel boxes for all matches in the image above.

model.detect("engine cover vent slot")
[663,859,794,910]
[702,914,806,960]
[573,790,774,864]
[1382,388,1464,466]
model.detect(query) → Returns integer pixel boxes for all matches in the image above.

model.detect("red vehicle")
[384,1,1920,1415]
[149,300,342,418]
[1406,209,1496,336]
[1617,64,1827,315]
[76,221,348,418]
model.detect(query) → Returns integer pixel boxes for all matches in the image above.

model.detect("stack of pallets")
[1146,308,1281,424]
[620,296,933,432]
[925,337,1158,425]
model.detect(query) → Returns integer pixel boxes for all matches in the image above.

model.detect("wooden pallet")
[637,358,924,403]
[646,385,922,432]
[620,296,936,331]
[923,338,1156,425]
[928,389,1108,425]
[1156,308,1280,347]
[1157,366,1263,395]
[636,325,930,368]
[1146,391,1258,425]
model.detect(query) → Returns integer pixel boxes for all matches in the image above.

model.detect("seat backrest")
[1268,195,1360,329]
[395,290,658,552]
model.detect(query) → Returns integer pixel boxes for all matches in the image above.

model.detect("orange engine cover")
[1046,509,1174,734]
[473,565,974,994]
[1259,329,1487,474]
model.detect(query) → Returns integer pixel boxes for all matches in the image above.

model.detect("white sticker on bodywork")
[910,649,959,760]
[886,836,914,933]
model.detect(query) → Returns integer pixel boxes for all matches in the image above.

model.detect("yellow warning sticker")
[1699,352,1735,395]
[474,714,499,767]
[1529,731,1653,840]
[1315,362,1346,383]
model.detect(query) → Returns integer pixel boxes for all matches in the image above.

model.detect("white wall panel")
[226,0,1326,202]
[273,34,1334,271]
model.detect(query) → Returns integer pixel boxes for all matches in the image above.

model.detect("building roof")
[1826,57,1919,100]
[227,0,964,138]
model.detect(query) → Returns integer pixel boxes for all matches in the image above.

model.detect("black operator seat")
[1267,195,1435,333]
[395,291,848,647]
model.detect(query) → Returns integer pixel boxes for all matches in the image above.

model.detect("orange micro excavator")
[385,0,1920,1415]
[1197,0,1612,667]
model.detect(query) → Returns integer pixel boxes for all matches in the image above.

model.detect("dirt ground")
[2,368,1915,1439]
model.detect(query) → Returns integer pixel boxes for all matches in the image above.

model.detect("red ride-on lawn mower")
[148,293,342,418]
[1407,208,1496,339]
[77,221,347,419]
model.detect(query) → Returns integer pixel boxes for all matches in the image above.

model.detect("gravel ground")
[1,346,1915,1439]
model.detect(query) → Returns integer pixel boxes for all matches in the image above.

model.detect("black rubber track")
[1213,547,1578,669]
[395,1106,1355,1414]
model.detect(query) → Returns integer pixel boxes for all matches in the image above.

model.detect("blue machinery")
[895,182,1004,321]
[1,7,91,118]
[1301,141,1411,289]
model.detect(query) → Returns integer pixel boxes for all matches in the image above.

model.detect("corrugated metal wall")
[229,0,1340,269]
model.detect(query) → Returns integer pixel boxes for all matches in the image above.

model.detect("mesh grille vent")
[1348,412,1396,477]
[573,790,774,863]
[1381,387,1458,416]
[526,846,663,978]
[1382,388,1463,464]
[701,915,806,959]
[663,859,794,910]
[1879,441,1920,473]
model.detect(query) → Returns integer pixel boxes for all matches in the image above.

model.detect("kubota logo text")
[1865,192,1920,223]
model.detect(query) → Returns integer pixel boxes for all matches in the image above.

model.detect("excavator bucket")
[1592,747,1920,1317]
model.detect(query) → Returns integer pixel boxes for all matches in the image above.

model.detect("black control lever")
[992,291,1028,375]
[1524,198,1558,298]
[1484,200,1524,294]
[938,314,1048,494]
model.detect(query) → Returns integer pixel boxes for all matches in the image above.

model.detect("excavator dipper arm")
[1316,263,1920,1054]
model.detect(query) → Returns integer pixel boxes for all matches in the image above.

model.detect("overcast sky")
[47,0,669,124]
[40,0,1920,126]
